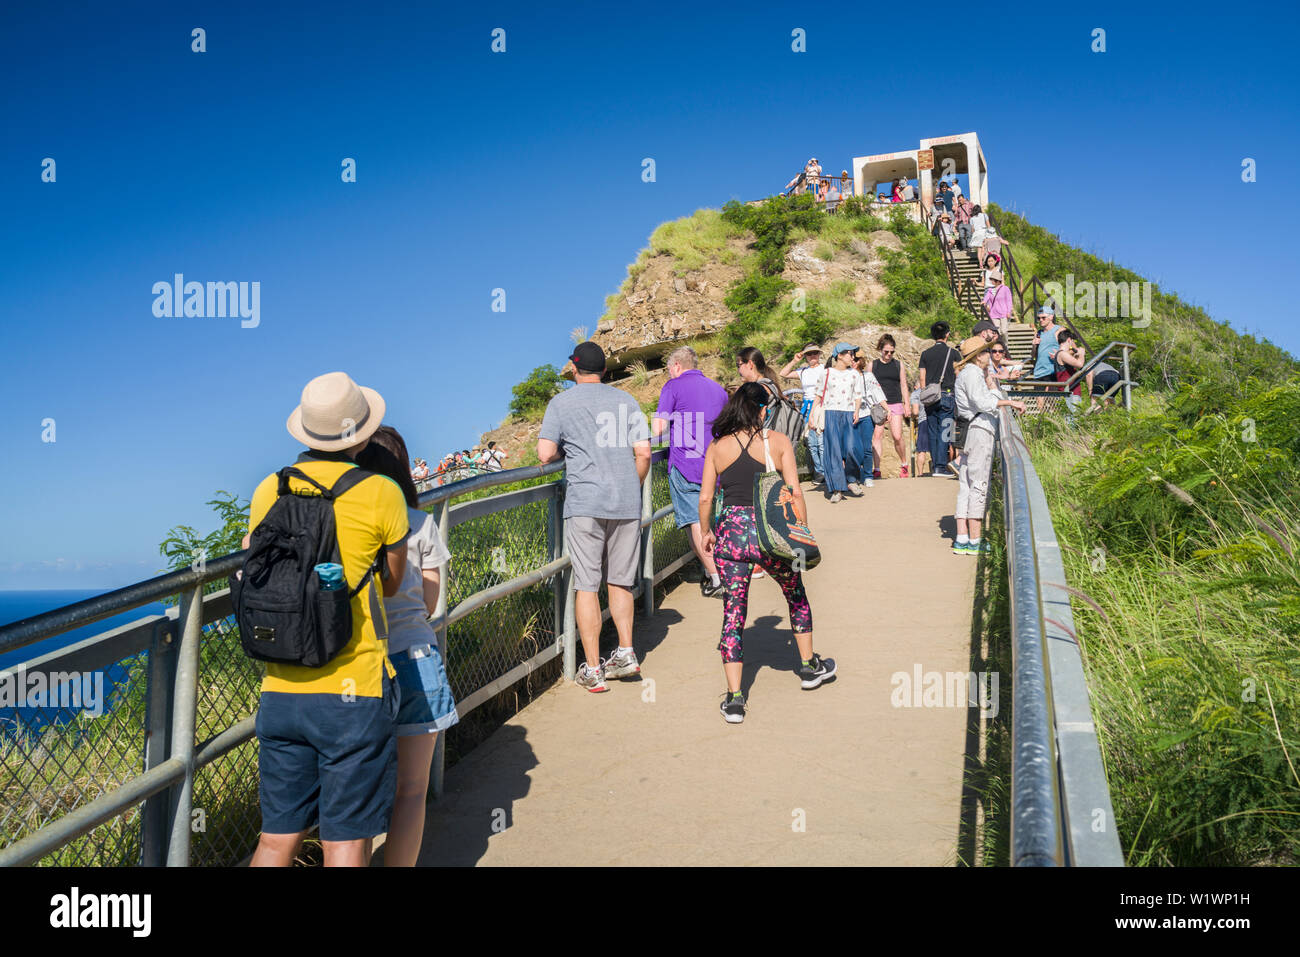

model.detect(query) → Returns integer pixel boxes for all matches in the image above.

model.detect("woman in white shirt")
[952,338,1026,555]
[779,345,826,481]
[357,426,459,867]
[968,204,991,259]
[818,343,865,503]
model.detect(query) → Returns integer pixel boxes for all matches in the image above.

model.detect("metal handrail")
[997,407,1123,866]
[0,446,717,867]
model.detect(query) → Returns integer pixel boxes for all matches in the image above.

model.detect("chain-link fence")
[1,453,716,866]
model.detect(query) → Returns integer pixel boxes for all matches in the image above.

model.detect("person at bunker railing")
[699,381,836,725]
[952,337,1026,555]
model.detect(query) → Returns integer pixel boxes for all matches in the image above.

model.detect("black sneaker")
[720,692,746,724]
[701,579,725,599]
[799,654,837,690]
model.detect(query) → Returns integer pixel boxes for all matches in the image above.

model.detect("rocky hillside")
[479,206,931,478]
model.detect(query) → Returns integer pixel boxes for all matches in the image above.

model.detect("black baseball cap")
[570,341,607,374]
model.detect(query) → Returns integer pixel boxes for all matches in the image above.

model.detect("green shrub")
[508,364,565,420]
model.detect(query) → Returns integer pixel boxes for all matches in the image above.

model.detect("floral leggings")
[712,505,813,662]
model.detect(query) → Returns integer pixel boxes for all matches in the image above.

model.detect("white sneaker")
[863,478,874,488]
[604,646,640,679]
[829,491,843,503]
[575,662,607,693]
[847,482,863,495]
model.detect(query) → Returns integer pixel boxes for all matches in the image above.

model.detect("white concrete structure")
[852,132,988,213]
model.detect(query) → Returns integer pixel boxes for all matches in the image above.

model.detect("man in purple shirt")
[653,345,728,598]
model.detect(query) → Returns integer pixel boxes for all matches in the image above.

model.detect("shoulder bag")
[753,429,821,571]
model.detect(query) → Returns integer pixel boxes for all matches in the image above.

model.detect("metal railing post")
[546,492,566,655]
[430,500,450,800]
[165,584,203,866]
[140,618,177,866]
[640,465,655,617]
[1122,345,1132,411]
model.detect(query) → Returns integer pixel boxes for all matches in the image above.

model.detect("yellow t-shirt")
[248,454,409,697]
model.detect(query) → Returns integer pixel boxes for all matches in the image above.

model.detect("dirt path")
[412,476,978,865]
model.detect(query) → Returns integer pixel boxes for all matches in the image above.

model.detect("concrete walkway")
[414,476,978,866]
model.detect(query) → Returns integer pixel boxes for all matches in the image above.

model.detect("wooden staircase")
[944,248,1036,364]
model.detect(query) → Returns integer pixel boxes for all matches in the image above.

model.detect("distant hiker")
[853,353,884,487]
[953,339,1026,554]
[805,157,822,194]
[1031,302,1062,381]
[900,179,916,202]
[917,321,959,477]
[653,345,728,599]
[988,342,1024,382]
[825,180,842,212]
[891,178,903,203]
[699,382,835,724]
[779,344,826,483]
[538,342,651,692]
[983,270,1013,328]
[953,195,974,250]
[1054,329,1088,413]
[820,343,865,503]
[968,204,991,257]
[483,441,508,472]
[871,334,911,478]
[356,426,458,868]
[243,372,409,867]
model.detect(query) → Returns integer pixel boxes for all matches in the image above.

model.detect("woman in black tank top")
[870,334,912,478]
[697,382,836,723]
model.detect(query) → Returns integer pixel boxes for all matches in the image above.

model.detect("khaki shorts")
[566,516,641,592]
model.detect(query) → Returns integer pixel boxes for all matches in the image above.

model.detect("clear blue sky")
[2,0,1296,590]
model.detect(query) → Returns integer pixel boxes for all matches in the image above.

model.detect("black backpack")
[230,466,386,668]
[758,378,808,446]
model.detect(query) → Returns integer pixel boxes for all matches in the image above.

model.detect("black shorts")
[255,676,399,841]
[1091,369,1120,395]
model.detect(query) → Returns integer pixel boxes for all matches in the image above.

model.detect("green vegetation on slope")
[1019,375,1300,865]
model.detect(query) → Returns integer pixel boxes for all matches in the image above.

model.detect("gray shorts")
[566,516,641,592]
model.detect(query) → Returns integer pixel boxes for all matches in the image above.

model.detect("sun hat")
[956,336,993,368]
[286,372,386,452]
[799,343,823,356]
[986,269,1003,282]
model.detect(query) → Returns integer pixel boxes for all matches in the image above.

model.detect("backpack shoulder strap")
[327,465,377,499]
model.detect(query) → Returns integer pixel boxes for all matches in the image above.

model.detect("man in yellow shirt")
[245,372,409,867]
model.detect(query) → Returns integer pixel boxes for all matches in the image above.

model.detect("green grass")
[646,208,748,274]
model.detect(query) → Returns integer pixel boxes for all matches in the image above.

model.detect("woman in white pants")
[952,337,1026,555]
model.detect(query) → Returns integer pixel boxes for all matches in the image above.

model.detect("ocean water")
[0,589,167,732]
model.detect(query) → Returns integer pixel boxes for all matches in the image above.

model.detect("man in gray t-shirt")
[538,342,651,693]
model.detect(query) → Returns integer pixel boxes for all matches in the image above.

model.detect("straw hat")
[286,371,386,452]
[799,343,823,356]
[956,336,993,368]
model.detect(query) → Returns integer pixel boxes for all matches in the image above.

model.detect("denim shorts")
[256,675,398,841]
[668,465,702,529]
[391,643,460,736]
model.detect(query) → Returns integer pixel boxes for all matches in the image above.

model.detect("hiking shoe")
[751,567,765,579]
[900,466,909,478]
[847,482,863,495]
[947,462,961,477]
[829,491,843,503]
[862,478,874,488]
[604,646,640,679]
[720,693,747,724]
[799,654,837,690]
[575,661,608,692]
[872,469,882,480]
[701,579,725,599]
[968,540,991,554]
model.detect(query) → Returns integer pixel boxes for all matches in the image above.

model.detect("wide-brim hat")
[286,371,386,452]
[986,268,1003,282]
[799,343,824,356]
[956,336,993,367]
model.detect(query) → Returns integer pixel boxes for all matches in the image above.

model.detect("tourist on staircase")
[1030,303,1062,382]
[818,343,866,502]
[918,321,959,478]
[698,382,835,724]
[953,194,974,250]
[1053,330,1088,414]
[968,204,991,259]
[537,342,651,693]
[952,339,1027,555]
[653,345,729,600]
[870,334,911,478]
[982,269,1013,333]
[779,345,826,484]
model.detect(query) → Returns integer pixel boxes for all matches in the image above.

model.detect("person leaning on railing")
[952,338,1025,556]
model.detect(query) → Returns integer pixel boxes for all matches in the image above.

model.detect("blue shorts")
[255,676,398,841]
[391,643,460,736]
[668,466,702,529]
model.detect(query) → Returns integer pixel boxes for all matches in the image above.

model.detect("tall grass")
[1025,388,1300,865]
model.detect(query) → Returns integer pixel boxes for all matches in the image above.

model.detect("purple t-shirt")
[654,369,727,484]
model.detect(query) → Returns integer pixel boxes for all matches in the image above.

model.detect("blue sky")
[1,0,1296,590]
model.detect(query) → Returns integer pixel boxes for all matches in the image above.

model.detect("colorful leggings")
[712,506,813,662]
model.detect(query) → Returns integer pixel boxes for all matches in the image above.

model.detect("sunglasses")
[881,349,895,356]
[991,349,1006,355]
